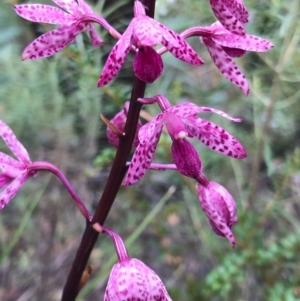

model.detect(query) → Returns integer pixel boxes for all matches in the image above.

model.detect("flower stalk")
[61,3,156,300]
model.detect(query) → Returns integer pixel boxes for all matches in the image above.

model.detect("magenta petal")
[171,138,202,180]
[161,35,204,66]
[133,46,163,83]
[0,154,25,179]
[168,102,200,118]
[0,120,31,165]
[221,47,246,58]
[13,4,75,25]
[105,258,172,301]
[133,17,165,47]
[197,182,237,247]
[209,0,246,35]
[51,0,81,15]
[21,23,86,60]
[98,23,134,87]
[202,37,249,95]
[0,172,30,210]
[138,114,164,144]
[77,0,94,14]
[213,34,274,52]
[124,116,164,186]
[107,103,142,148]
[224,0,249,23]
[185,117,247,159]
[123,142,151,186]
[88,24,104,47]
[0,173,14,189]
[194,106,242,122]
[106,112,126,148]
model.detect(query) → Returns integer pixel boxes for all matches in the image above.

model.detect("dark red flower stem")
[29,162,93,221]
[61,1,156,300]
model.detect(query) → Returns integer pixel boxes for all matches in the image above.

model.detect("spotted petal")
[21,23,86,60]
[98,22,134,86]
[168,102,200,118]
[185,117,247,159]
[88,24,104,47]
[194,106,243,122]
[105,258,172,301]
[223,0,249,23]
[209,0,246,35]
[0,120,30,165]
[0,172,30,210]
[197,182,237,247]
[212,33,274,52]
[124,115,164,186]
[14,4,75,25]
[160,24,204,65]
[77,0,94,14]
[52,0,80,15]
[202,37,249,95]
[0,153,25,177]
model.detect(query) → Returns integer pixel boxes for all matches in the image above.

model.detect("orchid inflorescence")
[1,0,274,299]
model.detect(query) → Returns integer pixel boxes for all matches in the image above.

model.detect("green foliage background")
[0,0,300,300]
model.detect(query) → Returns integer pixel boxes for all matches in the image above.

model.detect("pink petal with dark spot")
[133,17,165,47]
[0,120,31,164]
[209,0,246,35]
[107,104,142,148]
[106,112,126,148]
[160,24,204,65]
[52,0,80,15]
[223,0,249,23]
[88,24,104,47]
[202,37,249,95]
[168,102,200,118]
[98,22,134,87]
[77,0,94,14]
[197,182,237,247]
[124,115,164,186]
[185,117,247,159]
[21,23,86,60]
[138,114,164,144]
[104,258,172,301]
[194,106,242,122]
[0,152,26,177]
[133,46,163,83]
[14,4,75,25]
[0,172,30,210]
[212,33,274,52]
[0,174,14,189]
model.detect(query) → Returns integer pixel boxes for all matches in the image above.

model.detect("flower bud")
[107,102,142,148]
[105,258,172,301]
[197,182,238,247]
[101,226,172,301]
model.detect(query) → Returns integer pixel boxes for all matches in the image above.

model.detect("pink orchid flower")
[98,0,203,86]
[14,0,106,60]
[106,102,142,148]
[123,95,246,186]
[98,226,172,301]
[199,22,273,95]
[209,0,249,35]
[0,120,36,210]
[197,181,238,247]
